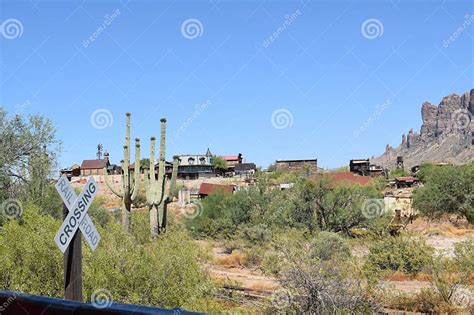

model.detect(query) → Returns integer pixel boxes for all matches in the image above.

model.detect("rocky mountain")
[372,89,474,170]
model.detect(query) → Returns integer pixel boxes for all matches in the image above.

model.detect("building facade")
[275,158,318,174]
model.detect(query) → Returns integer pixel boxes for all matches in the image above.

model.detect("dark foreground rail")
[0,291,201,315]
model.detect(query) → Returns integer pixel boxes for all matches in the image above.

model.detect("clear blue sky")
[1,0,473,169]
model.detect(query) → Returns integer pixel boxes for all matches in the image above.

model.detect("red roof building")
[221,154,243,168]
[325,172,373,186]
[199,183,234,197]
[80,159,110,176]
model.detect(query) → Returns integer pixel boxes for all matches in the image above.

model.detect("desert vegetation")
[1,109,473,314]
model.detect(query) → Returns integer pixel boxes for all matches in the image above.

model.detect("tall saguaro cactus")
[144,118,178,237]
[104,112,141,232]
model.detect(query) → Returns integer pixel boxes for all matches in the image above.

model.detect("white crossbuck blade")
[54,175,101,253]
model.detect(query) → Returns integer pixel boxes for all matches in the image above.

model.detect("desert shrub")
[287,178,382,234]
[309,231,351,261]
[386,289,458,314]
[130,210,151,245]
[365,235,434,274]
[388,169,410,179]
[413,163,474,223]
[240,224,271,245]
[186,189,258,238]
[221,239,242,254]
[0,203,63,297]
[268,238,381,314]
[86,196,111,228]
[425,239,474,311]
[0,204,218,312]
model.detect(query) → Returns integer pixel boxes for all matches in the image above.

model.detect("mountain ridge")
[372,89,474,169]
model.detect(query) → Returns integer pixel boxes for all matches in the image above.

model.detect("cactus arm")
[156,118,167,204]
[149,136,157,203]
[122,145,130,195]
[104,166,123,198]
[169,155,179,199]
[131,138,141,201]
[144,168,152,203]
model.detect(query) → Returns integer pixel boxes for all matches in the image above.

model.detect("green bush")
[365,235,434,274]
[240,224,271,245]
[413,163,474,223]
[309,231,351,261]
[0,204,218,312]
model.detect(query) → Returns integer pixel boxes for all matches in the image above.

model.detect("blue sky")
[1,0,473,169]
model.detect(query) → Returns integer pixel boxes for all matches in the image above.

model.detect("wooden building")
[349,159,370,175]
[80,159,110,176]
[275,158,318,174]
[235,163,256,176]
[176,149,214,180]
[222,154,243,168]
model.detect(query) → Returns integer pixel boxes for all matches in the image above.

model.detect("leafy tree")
[210,156,228,170]
[0,108,60,199]
[289,177,381,234]
[413,164,473,223]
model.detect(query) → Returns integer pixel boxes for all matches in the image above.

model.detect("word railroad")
[54,175,101,253]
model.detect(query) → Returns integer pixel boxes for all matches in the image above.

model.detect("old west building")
[349,159,370,175]
[222,154,243,169]
[198,183,234,198]
[176,148,214,180]
[80,159,110,176]
[275,158,318,174]
[235,163,257,176]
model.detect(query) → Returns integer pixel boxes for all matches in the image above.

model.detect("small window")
[188,157,195,165]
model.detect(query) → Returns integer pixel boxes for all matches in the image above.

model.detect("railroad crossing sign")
[54,175,101,253]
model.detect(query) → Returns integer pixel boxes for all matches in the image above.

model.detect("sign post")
[54,174,101,302]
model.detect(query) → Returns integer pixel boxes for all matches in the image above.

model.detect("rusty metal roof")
[80,159,108,169]
[199,183,234,195]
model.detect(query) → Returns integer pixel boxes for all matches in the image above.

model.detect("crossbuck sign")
[54,175,101,253]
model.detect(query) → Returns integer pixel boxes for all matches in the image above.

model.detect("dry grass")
[386,271,432,282]
[214,251,247,267]
[248,281,279,291]
[387,271,410,281]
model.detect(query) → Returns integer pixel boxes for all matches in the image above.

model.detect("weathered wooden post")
[62,174,82,301]
[54,174,101,302]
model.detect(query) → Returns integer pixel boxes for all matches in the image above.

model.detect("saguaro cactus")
[144,118,178,237]
[104,112,141,232]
